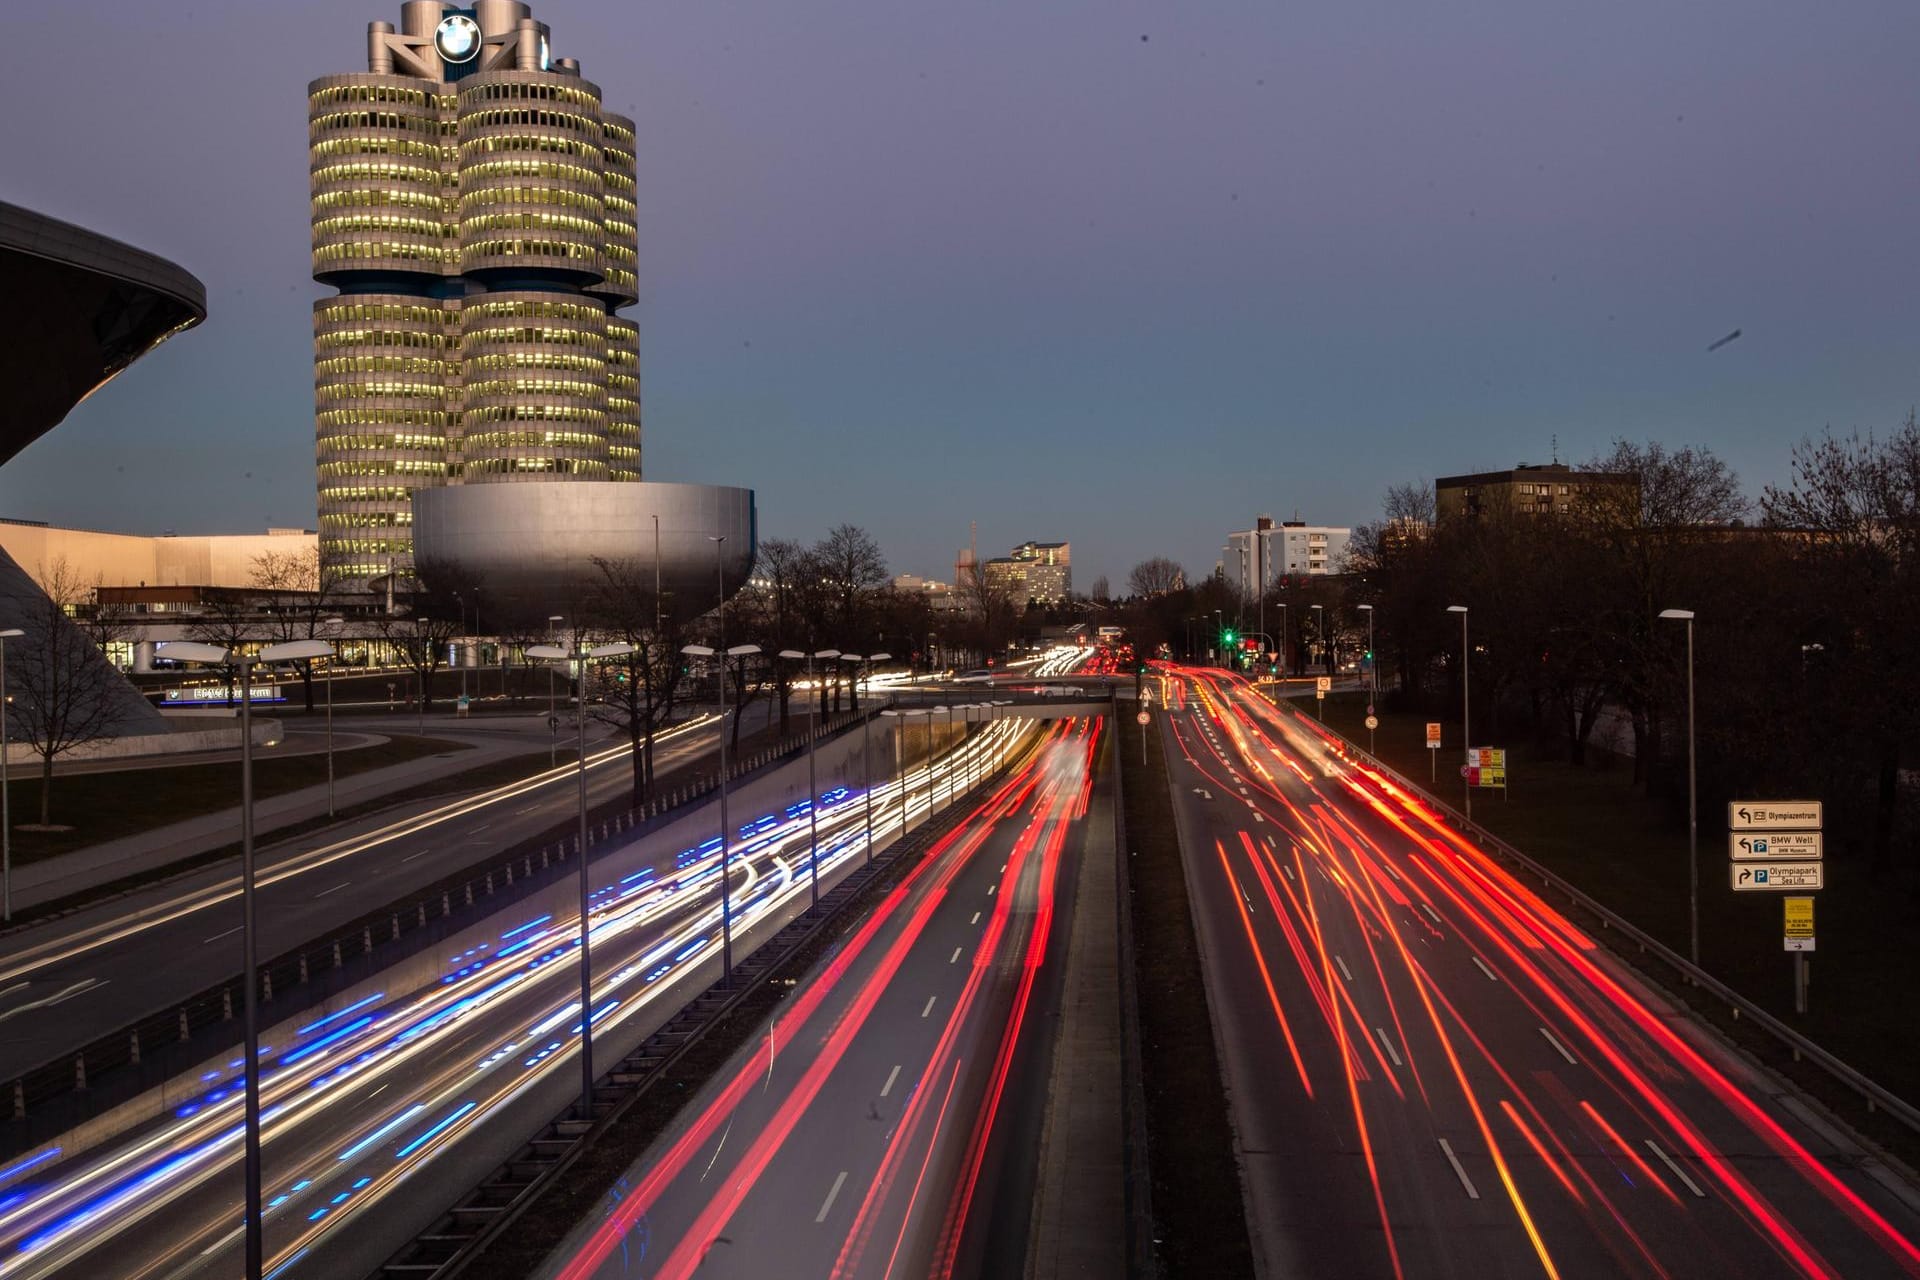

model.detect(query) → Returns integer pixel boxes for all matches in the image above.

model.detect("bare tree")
[11,562,129,825]
[1127,557,1186,598]
[814,525,888,709]
[1089,574,1111,604]
[188,592,258,706]
[251,546,342,711]
[582,556,686,806]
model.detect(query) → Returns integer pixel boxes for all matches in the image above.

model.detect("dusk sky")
[4,1,1918,589]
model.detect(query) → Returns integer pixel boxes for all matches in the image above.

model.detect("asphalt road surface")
[1160,665,1920,1280]
[535,715,1106,1280]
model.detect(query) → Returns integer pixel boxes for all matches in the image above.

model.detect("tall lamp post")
[680,640,761,983]
[320,616,346,818]
[842,653,889,861]
[1357,604,1375,756]
[1277,602,1288,679]
[779,648,840,907]
[414,616,431,736]
[1447,606,1470,821]
[158,638,334,1280]
[0,627,22,922]
[527,640,635,1116]
[1309,604,1326,718]
[546,614,565,764]
[1659,609,1699,966]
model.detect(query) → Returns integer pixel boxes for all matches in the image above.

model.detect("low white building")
[1223,516,1351,597]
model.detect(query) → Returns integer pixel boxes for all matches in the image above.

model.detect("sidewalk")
[9,719,545,910]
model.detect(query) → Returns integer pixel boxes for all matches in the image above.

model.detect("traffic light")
[1223,629,1237,645]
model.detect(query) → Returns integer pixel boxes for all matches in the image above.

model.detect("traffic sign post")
[1314,675,1330,720]
[1464,747,1508,797]
[1729,799,1823,1012]
[1425,722,1440,781]
[1785,897,1814,1014]
[1136,709,1149,764]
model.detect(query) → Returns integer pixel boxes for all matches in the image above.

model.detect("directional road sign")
[1728,801,1822,831]
[1425,722,1442,749]
[1731,862,1824,891]
[1729,831,1822,861]
[1784,897,1815,952]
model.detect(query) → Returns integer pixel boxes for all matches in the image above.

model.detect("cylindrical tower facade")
[311,4,643,591]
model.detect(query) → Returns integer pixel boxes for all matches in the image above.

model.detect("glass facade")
[310,5,642,589]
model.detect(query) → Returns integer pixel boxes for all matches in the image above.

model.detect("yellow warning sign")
[1784,896,1814,952]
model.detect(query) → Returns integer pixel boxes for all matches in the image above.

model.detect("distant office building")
[983,540,1071,604]
[1224,517,1349,598]
[1435,463,1637,523]
[893,573,962,612]
[311,1,644,590]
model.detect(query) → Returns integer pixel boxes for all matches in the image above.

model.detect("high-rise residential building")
[1224,516,1351,598]
[1435,462,1637,523]
[982,539,1071,605]
[310,2,642,589]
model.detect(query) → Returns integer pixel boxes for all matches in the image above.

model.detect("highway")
[0,713,1038,1279]
[0,706,764,1084]
[536,715,1104,1280]
[1158,665,1920,1279]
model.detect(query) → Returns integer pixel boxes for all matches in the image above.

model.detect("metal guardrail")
[375,747,1016,1279]
[1271,698,1920,1141]
[0,705,887,1157]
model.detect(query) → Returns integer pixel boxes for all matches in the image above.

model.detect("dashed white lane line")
[987,885,997,896]
[1538,1026,1578,1065]
[400,848,432,863]
[1385,863,1403,882]
[1374,1027,1404,1068]
[1438,1139,1480,1199]
[880,1065,902,1098]
[949,947,963,965]
[1470,955,1500,982]
[921,996,937,1019]
[1334,956,1355,982]
[970,912,981,925]
[1645,1139,1707,1197]
[815,1170,850,1223]
[1419,902,1442,924]
[315,881,351,899]
[203,926,242,944]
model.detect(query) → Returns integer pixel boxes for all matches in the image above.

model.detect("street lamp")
[1447,606,1470,821]
[680,640,761,983]
[528,640,635,1116]
[320,615,346,818]
[546,615,565,764]
[1310,604,1326,718]
[1357,604,1375,756]
[157,637,334,1280]
[1659,608,1699,966]
[842,653,889,862]
[0,627,22,921]
[779,648,840,907]
[881,706,927,835]
[414,616,431,735]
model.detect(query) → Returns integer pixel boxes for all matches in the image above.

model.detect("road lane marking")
[1470,955,1500,982]
[315,881,351,899]
[1374,1028,1404,1068]
[1438,1139,1480,1199]
[921,996,937,1019]
[203,926,243,944]
[1334,956,1354,982]
[1419,902,1442,924]
[400,849,432,863]
[815,1170,849,1223]
[987,885,996,896]
[949,947,963,965]
[1282,865,1295,882]
[1645,1140,1706,1197]
[1538,1027,1577,1065]
[0,981,26,1007]
[1385,863,1403,882]
[970,911,980,925]
[880,1065,902,1098]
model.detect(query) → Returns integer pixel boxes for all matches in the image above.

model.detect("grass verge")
[1118,710,1256,1277]
[8,734,471,863]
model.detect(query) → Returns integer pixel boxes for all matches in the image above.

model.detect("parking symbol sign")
[1755,869,1770,883]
